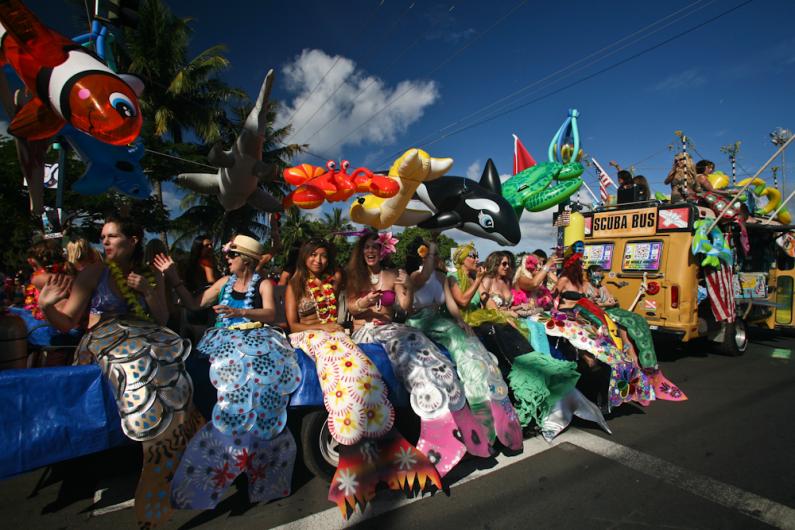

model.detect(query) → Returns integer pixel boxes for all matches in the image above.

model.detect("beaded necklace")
[218,272,260,324]
[307,275,337,324]
[107,261,155,321]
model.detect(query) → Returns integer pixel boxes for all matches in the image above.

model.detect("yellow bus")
[581,201,758,355]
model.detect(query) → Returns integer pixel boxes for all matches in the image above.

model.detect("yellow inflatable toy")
[737,177,792,224]
[707,171,730,190]
[350,148,453,230]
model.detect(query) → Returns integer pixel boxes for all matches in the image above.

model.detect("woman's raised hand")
[37,274,71,309]
[152,253,179,281]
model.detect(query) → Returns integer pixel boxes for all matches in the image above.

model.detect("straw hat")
[228,235,264,260]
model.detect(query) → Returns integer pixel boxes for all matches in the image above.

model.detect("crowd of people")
[0,214,687,523]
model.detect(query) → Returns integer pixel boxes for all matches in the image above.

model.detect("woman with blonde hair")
[66,238,101,274]
[665,152,712,201]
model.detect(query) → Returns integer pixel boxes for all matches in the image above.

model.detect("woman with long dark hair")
[347,232,492,477]
[37,217,198,527]
[286,238,440,516]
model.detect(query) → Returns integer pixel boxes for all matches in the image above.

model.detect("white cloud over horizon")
[651,67,706,92]
[276,49,439,157]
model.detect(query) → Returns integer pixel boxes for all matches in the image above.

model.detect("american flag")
[553,210,571,227]
[705,263,736,323]
[592,158,616,203]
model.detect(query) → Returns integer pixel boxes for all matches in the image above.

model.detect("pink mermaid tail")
[644,368,688,401]
[490,397,523,451]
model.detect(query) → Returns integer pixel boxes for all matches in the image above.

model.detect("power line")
[407,0,753,156]
[398,0,713,156]
[325,0,529,153]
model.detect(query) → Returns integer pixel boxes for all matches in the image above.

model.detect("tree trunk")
[154,179,169,247]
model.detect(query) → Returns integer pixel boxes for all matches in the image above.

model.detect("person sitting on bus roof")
[633,175,650,202]
[665,152,708,202]
[616,170,639,205]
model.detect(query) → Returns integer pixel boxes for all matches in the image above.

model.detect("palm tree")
[119,0,243,144]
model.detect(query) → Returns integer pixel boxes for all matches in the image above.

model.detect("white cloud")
[277,49,439,156]
[465,160,482,180]
[651,67,706,92]
[443,209,556,258]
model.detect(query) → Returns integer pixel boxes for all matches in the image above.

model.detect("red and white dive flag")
[513,134,536,175]
[592,158,616,203]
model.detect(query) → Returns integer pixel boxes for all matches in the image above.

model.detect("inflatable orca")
[400,159,522,246]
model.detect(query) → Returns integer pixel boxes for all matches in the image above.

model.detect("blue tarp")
[0,342,446,478]
[0,365,127,478]
[7,307,82,348]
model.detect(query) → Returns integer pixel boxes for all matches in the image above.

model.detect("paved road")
[2,329,794,529]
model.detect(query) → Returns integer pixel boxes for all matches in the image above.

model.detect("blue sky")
[13,0,795,255]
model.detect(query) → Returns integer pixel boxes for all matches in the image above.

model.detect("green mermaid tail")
[605,307,658,368]
[508,352,580,426]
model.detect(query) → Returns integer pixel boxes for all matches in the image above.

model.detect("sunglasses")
[467,253,479,259]
[226,250,242,258]
[500,262,511,267]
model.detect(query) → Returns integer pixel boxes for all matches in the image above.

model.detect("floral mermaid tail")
[291,330,441,516]
[529,312,655,410]
[290,331,395,445]
[171,325,302,510]
[170,422,297,509]
[405,310,522,451]
[75,318,195,527]
[507,351,580,427]
[330,429,442,518]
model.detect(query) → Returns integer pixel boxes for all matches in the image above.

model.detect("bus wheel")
[300,410,338,482]
[720,319,748,357]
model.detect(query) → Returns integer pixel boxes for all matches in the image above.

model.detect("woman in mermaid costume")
[584,265,687,402]
[347,232,492,477]
[447,244,580,428]
[155,235,302,510]
[402,237,522,451]
[38,217,200,528]
[286,238,440,517]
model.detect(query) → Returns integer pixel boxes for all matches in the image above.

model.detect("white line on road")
[274,429,795,530]
[565,429,795,530]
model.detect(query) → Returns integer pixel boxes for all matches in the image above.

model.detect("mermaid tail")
[171,325,301,510]
[170,422,297,509]
[355,323,490,474]
[490,398,523,451]
[606,307,658,369]
[75,318,195,527]
[451,405,491,457]
[508,351,580,426]
[405,310,522,451]
[541,388,611,441]
[331,430,441,517]
[292,330,441,516]
[291,331,394,444]
[135,407,204,527]
[529,312,655,410]
[644,368,688,401]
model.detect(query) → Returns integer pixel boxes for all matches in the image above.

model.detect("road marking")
[564,429,795,530]
[275,429,795,530]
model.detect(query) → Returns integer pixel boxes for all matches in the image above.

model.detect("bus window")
[584,243,614,270]
[622,241,664,272]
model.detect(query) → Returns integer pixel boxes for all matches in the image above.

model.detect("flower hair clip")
[377,232,399,259]
[564,252,583,268]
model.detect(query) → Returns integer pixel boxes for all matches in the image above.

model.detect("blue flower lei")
[218,272,260,324]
